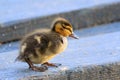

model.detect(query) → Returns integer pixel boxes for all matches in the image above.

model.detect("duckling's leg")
[42,62,61,67]
[24,57,48,72]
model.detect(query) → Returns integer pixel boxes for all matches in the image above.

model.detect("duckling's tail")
[15,55,24,62]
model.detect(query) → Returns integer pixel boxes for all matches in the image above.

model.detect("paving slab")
[0,22,120,80]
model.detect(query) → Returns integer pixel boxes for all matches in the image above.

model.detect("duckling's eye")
[62,26,66,29]
[62,24,66,28]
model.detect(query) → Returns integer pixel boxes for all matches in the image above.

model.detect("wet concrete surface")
[0,22,120,80]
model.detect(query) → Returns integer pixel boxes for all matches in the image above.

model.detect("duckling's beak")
[69,33,79,39]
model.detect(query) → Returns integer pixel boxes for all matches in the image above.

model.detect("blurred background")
[0,0,119,23]
[0,0,120,80]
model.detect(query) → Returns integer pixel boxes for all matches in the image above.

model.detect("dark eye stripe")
[68,29,72,33]
[62,26,72,33]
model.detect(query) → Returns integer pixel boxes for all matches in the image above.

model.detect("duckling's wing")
[34,34,50,54]
[16,34,50,61]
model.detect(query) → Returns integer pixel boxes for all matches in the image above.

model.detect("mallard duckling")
[16,17,79,72]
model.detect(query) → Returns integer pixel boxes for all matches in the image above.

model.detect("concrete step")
[0,22,120,80]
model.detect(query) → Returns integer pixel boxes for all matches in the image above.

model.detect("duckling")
[16,17,79,72]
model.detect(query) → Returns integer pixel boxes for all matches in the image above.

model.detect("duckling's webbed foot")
[24,57,48,72]
[42,62,61,67]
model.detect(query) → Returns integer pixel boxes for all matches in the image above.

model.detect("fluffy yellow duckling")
[16,17,79,72]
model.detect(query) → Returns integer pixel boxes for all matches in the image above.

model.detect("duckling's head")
[52,17,79,39]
